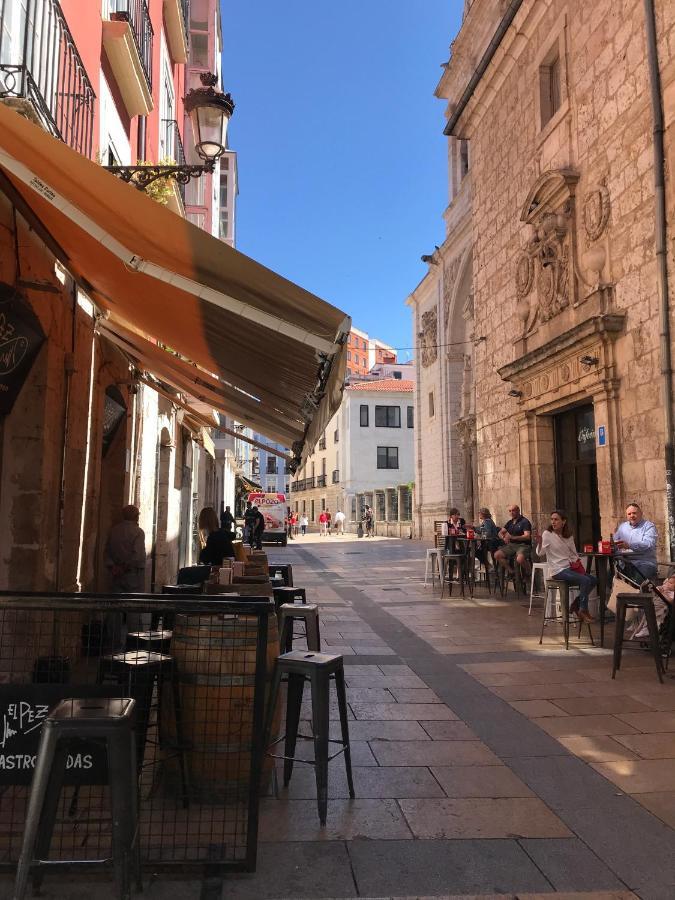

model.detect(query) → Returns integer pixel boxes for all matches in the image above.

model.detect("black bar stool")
[540,580,594,650]
[263,651,354,825]
[612,592,665,683]
[98,650,188,802]
[126,629,172,653]
[273,586,307,619]
[279,603,321,653]
[441,553,467,598]
[14,698,141,900]
[269,563,294,586]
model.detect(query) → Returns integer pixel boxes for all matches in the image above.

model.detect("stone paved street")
[3,535,675,899]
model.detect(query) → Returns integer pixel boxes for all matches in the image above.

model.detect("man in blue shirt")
[613,502,658,583]
[494,504,533,578]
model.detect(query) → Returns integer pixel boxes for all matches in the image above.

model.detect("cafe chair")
[540,579,594,650]
[263,651,355,826]
[528,562,550,614]
[14,698,141,900]
[612,591,666,683]
[441,552,469,599]
[424,548,442,587]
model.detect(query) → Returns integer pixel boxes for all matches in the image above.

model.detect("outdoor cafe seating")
[0,542,342,893]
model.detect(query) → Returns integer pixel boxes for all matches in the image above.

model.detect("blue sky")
[221,2,462,358]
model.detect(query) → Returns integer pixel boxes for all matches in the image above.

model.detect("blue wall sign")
[597,425,606,446]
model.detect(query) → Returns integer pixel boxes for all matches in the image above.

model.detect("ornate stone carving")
[516,169,580,334]
[515,251,534,298]
[583,184,610,243]
[420,309,438,368]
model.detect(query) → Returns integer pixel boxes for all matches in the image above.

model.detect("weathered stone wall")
[455,0,675,545]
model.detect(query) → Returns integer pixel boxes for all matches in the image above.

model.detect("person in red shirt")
[318,510,328,536]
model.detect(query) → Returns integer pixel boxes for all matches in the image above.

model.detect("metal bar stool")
[262,651,355,825]
[424,548,441,587]
[269,563,294,586]
[540,579,594,650]
[273,586,307,618]
[14,698,141,900]
[441,552,467,598]
[612,592,665,683]
[279,603,321,653]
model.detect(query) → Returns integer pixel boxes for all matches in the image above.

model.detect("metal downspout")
[644,0,675,560]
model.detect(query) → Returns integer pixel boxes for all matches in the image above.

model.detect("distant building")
[293,378,414,536]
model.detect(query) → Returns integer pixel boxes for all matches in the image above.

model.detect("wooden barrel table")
[162,605,280,802]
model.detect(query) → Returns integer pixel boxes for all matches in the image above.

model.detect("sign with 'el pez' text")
[0,685,117,785]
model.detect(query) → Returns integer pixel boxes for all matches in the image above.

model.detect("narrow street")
[229,535,673,900]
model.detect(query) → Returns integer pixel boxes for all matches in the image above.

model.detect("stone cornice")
[448,0,551,139]
[497,314,626,382]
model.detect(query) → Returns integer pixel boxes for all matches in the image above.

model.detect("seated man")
[613,502,658,584]
[494,504,532,578]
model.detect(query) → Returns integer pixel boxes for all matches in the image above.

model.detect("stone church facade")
[410,0,675,551]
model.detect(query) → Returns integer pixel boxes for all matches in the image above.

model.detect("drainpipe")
[55,283,77,590]
[644,0,675,560]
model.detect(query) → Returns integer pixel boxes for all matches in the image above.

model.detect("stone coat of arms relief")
[513,169,611,339]
[420,309,438,368]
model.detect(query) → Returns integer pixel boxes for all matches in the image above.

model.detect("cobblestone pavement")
[4,536,675,899]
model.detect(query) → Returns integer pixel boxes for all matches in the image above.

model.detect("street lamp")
[105,73,235,191]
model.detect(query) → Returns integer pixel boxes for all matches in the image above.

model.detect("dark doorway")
[554,404,600,547]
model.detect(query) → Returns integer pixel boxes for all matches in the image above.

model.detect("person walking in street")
[105,505,146,593]
[243,501,257,544]
[252,504,265,550]
[334,509,346,535]
[536,509,597,622]
[220,505,235,530]
[300,514,308,536]
[613,502,658,584]
[363,505,374,537]
[319,510,328,536]
[326,509,332,535]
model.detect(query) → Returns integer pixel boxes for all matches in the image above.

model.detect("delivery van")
[247,492,288,546]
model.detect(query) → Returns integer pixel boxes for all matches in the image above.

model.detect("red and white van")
[247,491,288,546]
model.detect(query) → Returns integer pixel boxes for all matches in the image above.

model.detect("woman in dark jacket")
[199,523,235,566]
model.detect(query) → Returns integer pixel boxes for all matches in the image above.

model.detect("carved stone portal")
[420,309,438,368]
[514,169,581,335]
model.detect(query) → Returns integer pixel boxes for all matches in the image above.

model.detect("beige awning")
[0,104,350,464]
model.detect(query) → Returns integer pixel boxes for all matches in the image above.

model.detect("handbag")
[607,571,641,619]
[569,559,586,574]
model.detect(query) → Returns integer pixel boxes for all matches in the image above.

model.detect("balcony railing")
[317,475,326,488]
[109,0,153,90]
[161,117,186,202]
[332,469,340,484]
[305,477,315,489]
[0,0,95,157]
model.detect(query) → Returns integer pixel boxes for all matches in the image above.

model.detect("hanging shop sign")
[0,283,46,415]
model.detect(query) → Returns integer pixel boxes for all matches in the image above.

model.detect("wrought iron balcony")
[0,0,95,157]
[305,477,315,489]
[108,0,153,91]
[317,475,326,488]
[161,118,186,203]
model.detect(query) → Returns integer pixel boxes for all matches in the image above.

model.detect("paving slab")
[591,758,675,793]
[349,702,458,721]
[369,740,501,767]
[519,838,628,892]
[328,720,431,741]
[347,839,552,896]
[419,720,480,740]
[430,765,534,798]
[226,841,356,899]
[398,797,571,839]
[557,735,640,762]
[276,765,445,799]
[611,732,675,758]
[257,798,413,841]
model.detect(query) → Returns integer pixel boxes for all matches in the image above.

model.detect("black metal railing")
[161,117,186,203]
[109,0,154,91]
[0,590,272,873]
[317,475,326,488]
[0,0,96,157]
[305,476,315,489]
[332,469,340,484]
